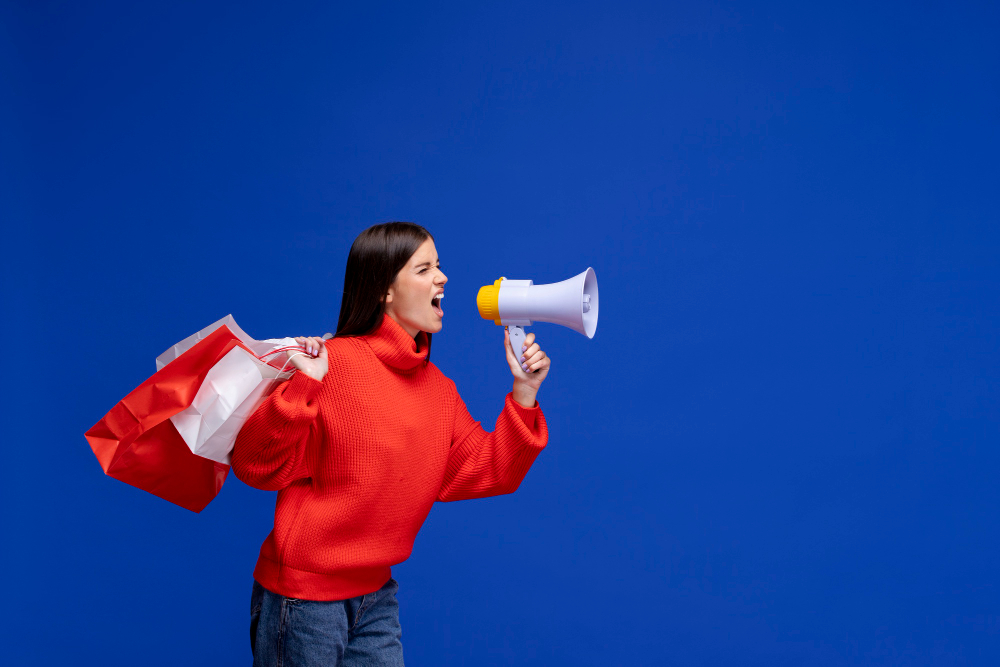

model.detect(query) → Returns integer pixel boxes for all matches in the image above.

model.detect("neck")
[385,312,419,339]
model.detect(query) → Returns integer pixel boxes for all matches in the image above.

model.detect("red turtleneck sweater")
[232,315,548,601]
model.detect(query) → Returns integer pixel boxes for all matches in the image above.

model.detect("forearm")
[231,373,320,489]
[438,391,548,502]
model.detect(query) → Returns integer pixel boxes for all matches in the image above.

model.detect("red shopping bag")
[85,325,247,512]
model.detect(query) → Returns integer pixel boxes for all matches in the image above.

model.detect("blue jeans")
[250,578,404,666]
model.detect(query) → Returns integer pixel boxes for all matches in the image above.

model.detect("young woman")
[233,222,551,666]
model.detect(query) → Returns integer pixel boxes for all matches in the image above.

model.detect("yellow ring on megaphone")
[476,277,504,325]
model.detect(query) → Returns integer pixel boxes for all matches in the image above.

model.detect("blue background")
[3,1,998,664]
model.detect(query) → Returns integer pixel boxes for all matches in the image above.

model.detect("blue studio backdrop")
[3,1,998,665]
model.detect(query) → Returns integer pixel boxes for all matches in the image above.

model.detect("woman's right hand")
[287,336,329,382]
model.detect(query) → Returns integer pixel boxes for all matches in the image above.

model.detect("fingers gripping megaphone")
[476,268,599,366]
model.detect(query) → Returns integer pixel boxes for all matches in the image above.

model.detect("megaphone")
[477,267,599,368]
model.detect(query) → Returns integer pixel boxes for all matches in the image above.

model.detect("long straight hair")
[335,222,434,358]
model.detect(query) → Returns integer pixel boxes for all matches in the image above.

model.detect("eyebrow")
[414,259,440,268]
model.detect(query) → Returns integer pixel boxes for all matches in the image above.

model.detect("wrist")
[298,367,326,383]
[512,382,538,408]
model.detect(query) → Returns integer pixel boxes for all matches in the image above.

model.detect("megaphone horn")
[477,268,599,367]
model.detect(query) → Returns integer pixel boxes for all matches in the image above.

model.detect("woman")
[233,222,551,666]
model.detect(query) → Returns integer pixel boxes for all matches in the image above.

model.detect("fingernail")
[520,355,525,362]
[521,363,528,371]
[521,344,526,351]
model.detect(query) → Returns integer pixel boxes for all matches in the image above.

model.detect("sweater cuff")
[506,391,540,432]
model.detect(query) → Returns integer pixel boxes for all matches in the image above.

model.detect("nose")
[436,268,448,285]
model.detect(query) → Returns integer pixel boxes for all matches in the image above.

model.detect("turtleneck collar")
[363,313,430,372]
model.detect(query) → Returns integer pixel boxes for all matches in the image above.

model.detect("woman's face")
[385,237,448,338]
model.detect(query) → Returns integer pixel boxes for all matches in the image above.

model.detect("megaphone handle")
[507,325,530,371]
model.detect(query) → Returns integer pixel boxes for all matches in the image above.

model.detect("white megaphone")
[477,267,599,369]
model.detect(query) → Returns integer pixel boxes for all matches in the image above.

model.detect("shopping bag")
[85,325,244,512]
[159,316,298,465]
[85,316,302,512]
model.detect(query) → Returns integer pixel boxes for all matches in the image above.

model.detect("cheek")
[404,288,426,313]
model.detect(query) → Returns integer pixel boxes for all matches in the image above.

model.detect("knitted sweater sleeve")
[231,371,322,491]
[437,386,548,502]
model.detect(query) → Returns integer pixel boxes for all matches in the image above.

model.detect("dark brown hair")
[335,221,435,356]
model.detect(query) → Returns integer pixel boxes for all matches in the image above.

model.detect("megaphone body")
[477,268,599,366]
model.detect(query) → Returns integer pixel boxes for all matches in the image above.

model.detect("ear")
[385,286,394,304]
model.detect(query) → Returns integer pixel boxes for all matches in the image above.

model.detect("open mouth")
[431,292,444,316]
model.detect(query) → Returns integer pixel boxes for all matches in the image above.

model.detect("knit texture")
[232,314,548,601]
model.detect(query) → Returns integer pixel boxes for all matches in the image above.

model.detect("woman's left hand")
[505,329,550,401]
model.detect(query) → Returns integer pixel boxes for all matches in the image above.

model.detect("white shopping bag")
[156,316,307,465]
